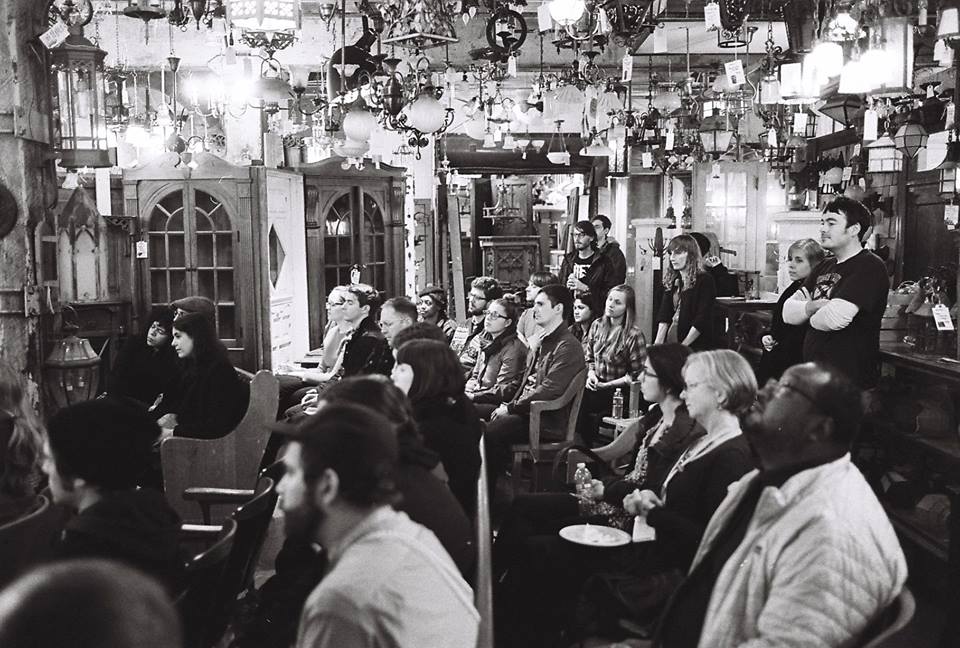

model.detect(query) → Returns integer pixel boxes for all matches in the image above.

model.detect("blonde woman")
[654,234,718,351]
[0,362,44,524]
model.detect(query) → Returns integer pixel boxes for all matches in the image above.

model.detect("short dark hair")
[295,403,399,508]
[823,196,873,243]
[538,284,574,322]
[382,296,417,324]
[146,305,175,335]
[574,221,598,249]
[392,322,448,349]
[345,283,382,314]
[808,362,864,446]
[47,397,158,490]
[470,276,503,301]
[528,271,560,289]
[395,340,465,405]
[171,312,228,366]
[0,559,181,648]
[646,343,693,398]
[321,376,421,445]
[591,214,611,230]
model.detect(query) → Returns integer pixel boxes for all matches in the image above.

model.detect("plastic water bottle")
[611,390,624,419]
[574,462,592,501]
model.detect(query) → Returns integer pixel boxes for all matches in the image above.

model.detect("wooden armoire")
[300,158,406,348]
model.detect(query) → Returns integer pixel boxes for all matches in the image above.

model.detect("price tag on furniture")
[933,304,955,331]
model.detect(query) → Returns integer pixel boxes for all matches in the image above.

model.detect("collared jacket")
[450,317,486,376]
[687,454,907,648]
[467,329,526,406]
[506,324,586,439]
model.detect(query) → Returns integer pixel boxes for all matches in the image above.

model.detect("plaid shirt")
[583,319,646,383]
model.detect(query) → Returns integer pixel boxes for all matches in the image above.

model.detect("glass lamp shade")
[547,151,571,164]
[548,0,586,26]
[252,76,292,104]
[551,84,586,115]
[406,94,447,134]
[938,4,960,41]
[894,121,929,158]
[699,116,734,155]
[759,75,781,105]
[866,135,903,172]
[871,17,914,96]
[651,91,682,113]
[940,167,957,195]
[817,94,863,127]
[43,324,101,412]
[342,107,377,142]
[227,0,301,31]
[464,116,487,140]
[838,60,873,95]
[333,139,370,158]
[809,42,843,86]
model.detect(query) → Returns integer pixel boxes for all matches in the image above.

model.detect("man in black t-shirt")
[782,197,889,387]
[559,220,616,312]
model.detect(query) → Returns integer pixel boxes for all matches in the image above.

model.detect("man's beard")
[283,500,326,545]
[470,306,485,317]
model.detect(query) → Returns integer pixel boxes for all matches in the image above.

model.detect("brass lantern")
[50,26,116,169]
[43,321,101,412]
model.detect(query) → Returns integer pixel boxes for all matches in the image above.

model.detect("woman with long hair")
[105,305,180,409]
[0,362,44,524]
[392,339,482,515]
[155,312,248,439]
[758,238,827,383]
[466,298,526,407]
[570,292,597,343]
[654,234,718,351]
[577,284,646,445]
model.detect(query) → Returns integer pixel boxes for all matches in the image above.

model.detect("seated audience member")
[560,221,617,312]
[42,398,183,590]
[517,271,560,346]
[105,305,180,409]
[484,284,586,486]
[417,286,459,343]
[654,362,907,648]
[451,276,503,376]
[592,214,627,287]
[691,232,739,298]
[320,376,474,576]
[570,292,597,343]
[170,295,216,323]
[466,297,526,407]
[391,321,449,350]
[578,284,647,445]
[0,559,182,648]
[392,340,482,516]
[655,234,717,351]
[378,296,418,349]
[155,312,248,439]
[276,404,479,648]
[0,362,44,525]
[757,238,826,384]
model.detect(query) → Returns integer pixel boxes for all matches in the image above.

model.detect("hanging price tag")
[597,6,611,33]
[135,241,149,259]
[537,2,553,32]
[621,54,633,82]
[653,26,667,53]
[863,109,879,141]
[641,151,654,168]
[935,40,954,66]
[853,143,861,157]
[767,128,778,148]
[842,166,853,182]
[792,112,808,135]
[947,102,956,130]
[945,204,960,227]
[711,161,721,178]
[40,21,69,49]
[652,256,662,270]
[724,60,745,87]
[703,2,722,30]
[507,55,517,77]
[665,130,675,150]
[933,304,955,331]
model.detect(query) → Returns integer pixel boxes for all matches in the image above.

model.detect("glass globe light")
[464,116,487,140]
[548,0,586,27]
[342,107,377,143]
[406,94,448,134]
[809,41,843,86]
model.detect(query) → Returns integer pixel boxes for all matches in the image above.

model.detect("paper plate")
[559,524,631,547]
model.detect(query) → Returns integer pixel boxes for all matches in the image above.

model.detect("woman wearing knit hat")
[417,286,458,343]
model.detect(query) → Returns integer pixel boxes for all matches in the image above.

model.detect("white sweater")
[693,454,907,648]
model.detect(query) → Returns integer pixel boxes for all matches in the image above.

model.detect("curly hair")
[0,363,43,498]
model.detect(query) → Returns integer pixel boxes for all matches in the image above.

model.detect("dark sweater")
[58,489,184,591]
[598,240,627,287]
[757,280,806,384]
[342,316,394,377]
[163,357,249,439]
[657,272,718,351]
[106,338,180,407]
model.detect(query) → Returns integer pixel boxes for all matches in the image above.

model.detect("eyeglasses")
[640,366,658,380]
[469,293,488,302]
[764,378,817,406]
[485,311,509,320]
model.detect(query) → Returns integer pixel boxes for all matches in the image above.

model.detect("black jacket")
[598,240,627,287]
[757,280,805,383]
[106,338,180,407]
[657,272,718,351]
[162,356,249,439]
[57,489,184,591]
[560,250,618,312]
[342,316,394,377]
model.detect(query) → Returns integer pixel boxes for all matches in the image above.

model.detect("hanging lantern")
[866,135,903,173]
[698,115,734,158]
[894,119,929,159]
[870,17,914,96]
[838,59,873,95]
[43,320,101,413]
[226,0,301,31]
[759,74,781,105]
[808,41,843,86]
[50,26,116,169]
[817,94,863,127]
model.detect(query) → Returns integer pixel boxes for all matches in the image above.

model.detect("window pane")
[198,270,215,300]
[169,270,187,301]
[217,271,234,303]
[149,234,167,266]
[150,271,168,303]
[197,234,214,267]
[216,234,233,266]
[218,306,236,339]
[167,234,185,267]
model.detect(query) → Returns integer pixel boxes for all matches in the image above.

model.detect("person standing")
[591,215,627,287]
[782,197,889,387]
[654,235,717,351]
[560,221,616,312]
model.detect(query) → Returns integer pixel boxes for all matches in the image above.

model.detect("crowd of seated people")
[0,224,911,648]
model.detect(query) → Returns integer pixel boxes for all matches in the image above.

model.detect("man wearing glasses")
[559,220,616,312]
[450,276,503,376]
[654,362,906,648]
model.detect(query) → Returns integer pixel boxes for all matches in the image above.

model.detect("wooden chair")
[510,368,587,494]
[0,495,65,589]
[161,370,279,522]
[475,437,493,648]
[859,587,916,648]
[176,518,237,648]
[554,417,645,486]
[183,460,284,525]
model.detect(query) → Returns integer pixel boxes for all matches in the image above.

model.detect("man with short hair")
[559,221,616,311]
[379,296,418,349]
[41,398,183,590]
[591,215,627,287]
[277,403,479,648]
[170,295,216,323]
[392,321,449,350]
[654,362,906,648]
[782,196,890,387]
[450,276,503,375]
[484,284,586,483]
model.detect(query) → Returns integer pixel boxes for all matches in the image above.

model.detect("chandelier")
[375,0,461,51]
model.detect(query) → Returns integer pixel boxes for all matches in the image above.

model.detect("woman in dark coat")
[106,306,180,409]
[392,339,482,517]
[655,234,718,351]
[156,313,248,440]
[466,298,526,407]
[757,238,826,384]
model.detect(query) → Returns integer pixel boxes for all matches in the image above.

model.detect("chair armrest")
[591,420,642,464]
[182,488,256,504]
[180,523,223,542]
